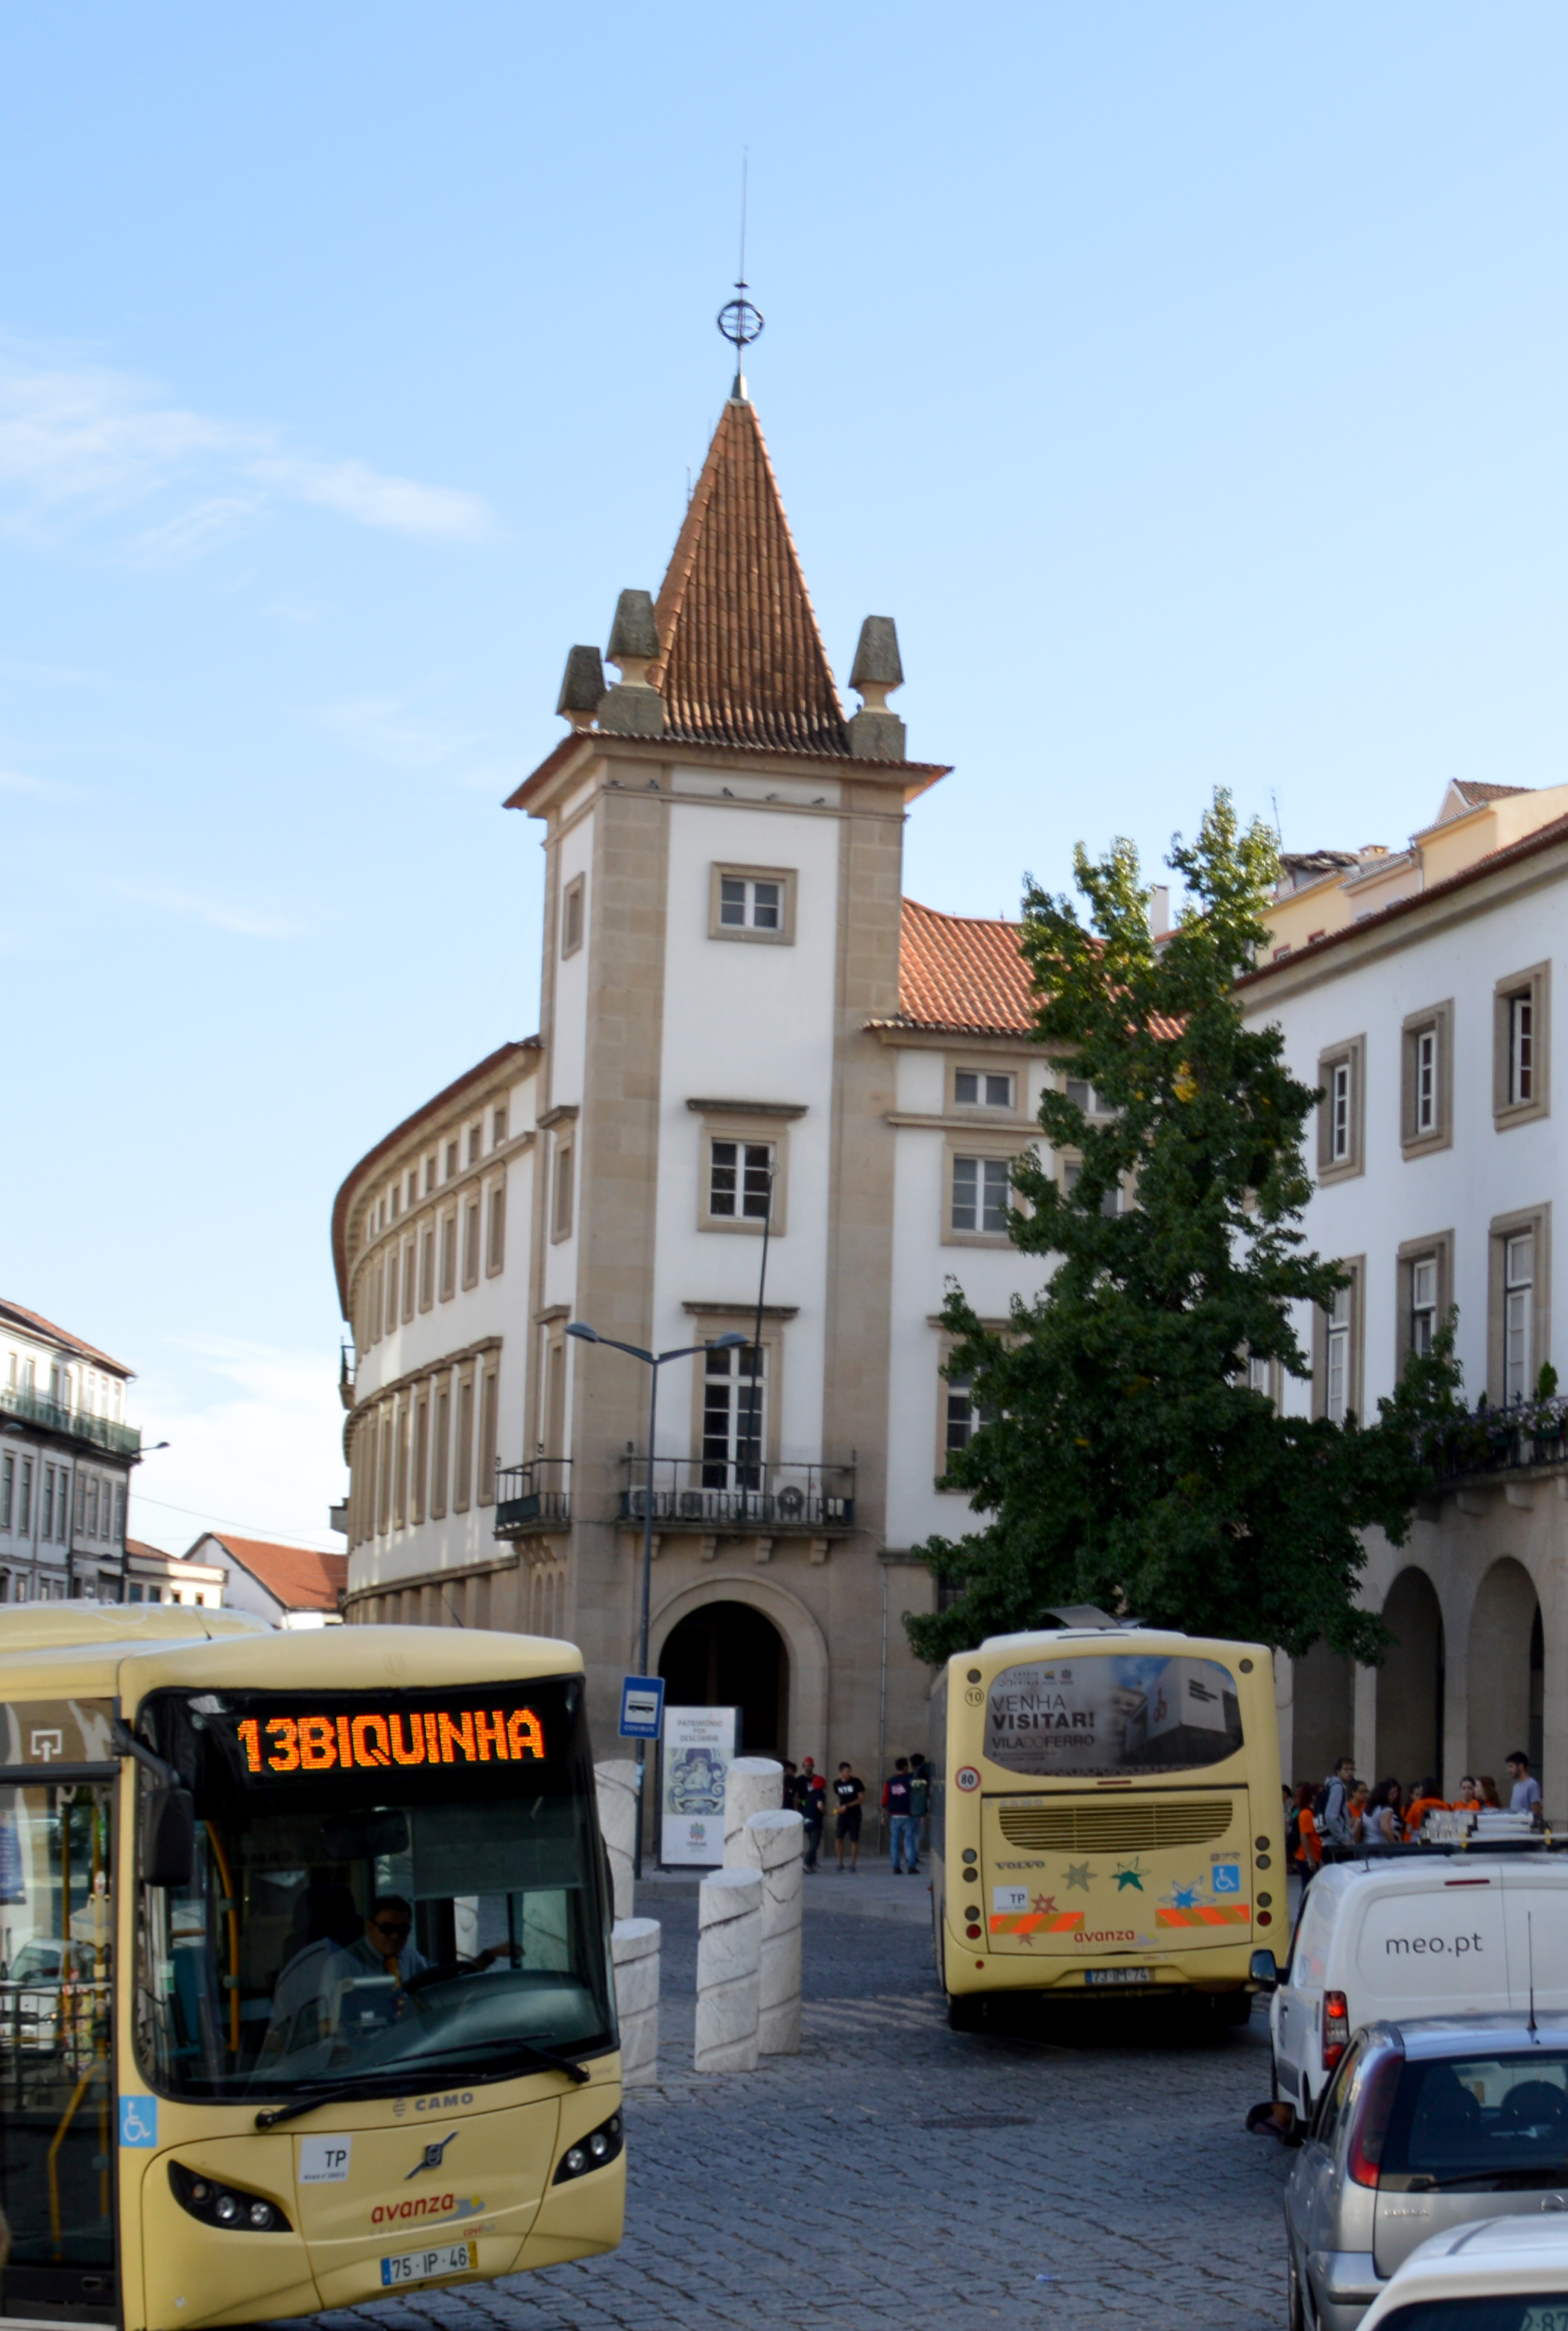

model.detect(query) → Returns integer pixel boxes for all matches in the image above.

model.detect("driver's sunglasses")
[371,1918,411,1938]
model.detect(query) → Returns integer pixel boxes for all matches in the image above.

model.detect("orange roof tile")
[199,1534,347,1613]
[891,898,1185,1043]
[651,398,849,756]
[0,1297,132,1377]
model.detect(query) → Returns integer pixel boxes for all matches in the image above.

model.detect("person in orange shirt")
[1403,1777,1449,1837]
[1453,1775,1483,1812]
[1292,1783,1324,1871]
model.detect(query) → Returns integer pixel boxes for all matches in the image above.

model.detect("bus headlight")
[551,2110,623,2184]
[169,2160,292,2233]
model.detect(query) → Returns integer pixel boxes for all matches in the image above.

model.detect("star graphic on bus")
[1031,1894,1058,1917]
[1167,1884,1201,1910]
[1113,1860,1145,1891]
[1064,1863,1092,1891]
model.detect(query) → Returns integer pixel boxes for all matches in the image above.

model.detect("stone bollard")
[722,1756,783,1865]
[595,1758,639,1923]
[612,1916,660,2087]
[741,1808,803,2055]
[695,1866,762,2073]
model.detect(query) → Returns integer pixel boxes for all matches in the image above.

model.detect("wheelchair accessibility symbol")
[119,2096,157,2148]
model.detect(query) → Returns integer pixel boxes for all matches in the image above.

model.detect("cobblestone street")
[289,1887,1292,2331]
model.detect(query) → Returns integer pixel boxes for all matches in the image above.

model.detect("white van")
[1266,1854,1568,2124]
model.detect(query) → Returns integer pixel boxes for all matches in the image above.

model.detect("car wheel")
[946,1992,985,2032]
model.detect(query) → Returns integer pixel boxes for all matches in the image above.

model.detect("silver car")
[1285,2012,1568,2330]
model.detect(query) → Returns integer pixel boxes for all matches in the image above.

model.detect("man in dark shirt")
[797,1757,826,1870]
[883,1757,917,1873]
[833,1764,865,1873]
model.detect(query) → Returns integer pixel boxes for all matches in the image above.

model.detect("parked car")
[1260,1853,1568,2126]
[1359,2214,1568,2329]
[1284,2012,1568,2330]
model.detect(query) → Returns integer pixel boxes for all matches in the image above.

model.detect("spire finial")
[716,151,763,401]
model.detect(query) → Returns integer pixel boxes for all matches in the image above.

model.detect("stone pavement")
[282,1895,1292,2331]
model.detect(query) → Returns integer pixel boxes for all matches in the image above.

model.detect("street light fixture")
[565,1321,747,1877]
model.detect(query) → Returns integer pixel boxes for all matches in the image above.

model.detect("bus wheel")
[946,1992,986,2032]
[1214,1990,1253,2030]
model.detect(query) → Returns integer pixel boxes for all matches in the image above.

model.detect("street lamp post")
[565,1322,747,1879]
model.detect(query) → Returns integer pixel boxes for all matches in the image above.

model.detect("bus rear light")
[1322,1990,1350,2071]
[169,2160,291,2233]
[965,1924,982,1940]
[1346,2047,1404,2189]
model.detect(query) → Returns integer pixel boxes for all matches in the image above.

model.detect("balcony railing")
[493,1460,572,1537]
[0,1385,141,1460]
[1429,1397,1568,1487]
[620,1458,856,1533]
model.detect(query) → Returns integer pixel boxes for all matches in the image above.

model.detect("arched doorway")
[659,1599,789,1756]
[1469,1557,1541,1786]
[1376,1568,1445,1790]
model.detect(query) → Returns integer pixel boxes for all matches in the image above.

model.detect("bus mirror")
[1248,1949,1279,1989]
[142,1784,196,1888]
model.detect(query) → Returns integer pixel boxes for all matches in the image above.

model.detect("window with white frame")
[719,875,781,932]
[1504,1232,1534,1403]
[943,1370,993,1458]
[955,1069,1014,1110]
[709,1139,774,1223]
[1326,1286,1352,1422]
[702,1342,765,1488]
[1508,992,1534,1107]
[1494,966,1549,1127]
[1065,1078,1103,1115]
[1063,1159,1122,1216]
[1409,1255,1439,1357]
[1414,1028,1438,1136]
[1329,1060,1352,1162]
[1,1454,10,1531]
[952,1155,1010,1236]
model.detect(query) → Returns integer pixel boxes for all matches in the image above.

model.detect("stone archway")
[660,1601,788,1754]
[1375,1567,1445,1792]
[649,1575,829,1767]
[1469,1557,1542,1788]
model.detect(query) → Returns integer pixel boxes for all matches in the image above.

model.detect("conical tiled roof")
[651,397,849,756]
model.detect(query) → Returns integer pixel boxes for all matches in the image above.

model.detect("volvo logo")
[406,2130,460,2179]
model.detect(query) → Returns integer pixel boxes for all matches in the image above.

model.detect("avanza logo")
[1073,1929,1136,1945]
[372,2194,458,2226]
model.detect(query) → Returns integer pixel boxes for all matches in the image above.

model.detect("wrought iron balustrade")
[1427,1397,1568,1486]
[620,1457,855,1531]
[0,1385,141,1459]
[493,1459,572,1537]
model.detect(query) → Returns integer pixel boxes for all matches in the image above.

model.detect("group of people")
[1286,1749,1543,1870]
[780,1753,933,1875]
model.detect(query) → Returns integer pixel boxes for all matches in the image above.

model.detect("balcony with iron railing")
[0,1385,141,1461]
[493,1460,572,1538]
[619,1456,856,1534]
[1427,1396,1568,1489]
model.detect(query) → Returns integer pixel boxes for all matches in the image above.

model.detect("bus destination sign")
[233,1702,546,1777]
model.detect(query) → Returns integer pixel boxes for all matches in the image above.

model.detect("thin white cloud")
[0,341,494,557]
[130,1336,345,1556]
[110,881,301,939]
[314,693,486,771]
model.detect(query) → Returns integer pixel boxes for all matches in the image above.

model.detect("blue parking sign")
[619,1676,665,1741]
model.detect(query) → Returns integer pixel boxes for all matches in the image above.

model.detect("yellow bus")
[0,1606,623,2330]
[931,1617,1283,2029]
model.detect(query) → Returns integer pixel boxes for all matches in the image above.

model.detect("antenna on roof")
[717,149,764,402]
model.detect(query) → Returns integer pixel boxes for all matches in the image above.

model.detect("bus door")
[0,1780,117,2324]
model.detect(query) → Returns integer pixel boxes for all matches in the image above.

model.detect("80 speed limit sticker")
[954,1765,981,1792]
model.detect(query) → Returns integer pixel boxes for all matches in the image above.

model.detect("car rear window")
[1379,2052,1568,2189]
[1376,2300,1568,2329]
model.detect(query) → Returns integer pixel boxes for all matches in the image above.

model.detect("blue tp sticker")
[119,2095,157,2148]
[1212,1864,1241,1896]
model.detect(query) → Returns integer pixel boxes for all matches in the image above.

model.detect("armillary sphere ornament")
[718,293,764,351]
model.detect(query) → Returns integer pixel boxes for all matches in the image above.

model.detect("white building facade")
[1243,784,1568,1812]
[0,1298,139,1603]
[334,392,1061,1794]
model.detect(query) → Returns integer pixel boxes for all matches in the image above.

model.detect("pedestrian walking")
[1507,1750,1543,1821]
[883,1757,918,1873]
[1317,1756,1356,1850]
[907,1753,929,1868]
[797,1757,826,1870]
[1289,1783,1322,1873]
[832,1763,865,1873]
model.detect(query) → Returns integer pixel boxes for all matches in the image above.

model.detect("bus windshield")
[133,1676,614,2104]
[984,1652,1244,1777]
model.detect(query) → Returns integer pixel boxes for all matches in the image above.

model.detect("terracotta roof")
[329,1037,540,1312]
[197,1534,347,1613]
[1452,780,1528,806]
[888,899,1186,1043]
[650,398,850,756]
[1243,809,1568,990]
[0,1298,132,1377]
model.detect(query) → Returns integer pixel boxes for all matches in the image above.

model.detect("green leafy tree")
[905,792,1462,1668]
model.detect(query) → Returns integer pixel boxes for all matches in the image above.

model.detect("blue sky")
[5,5,1568,1549]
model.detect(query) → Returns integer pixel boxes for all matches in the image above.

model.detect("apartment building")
[1244,781,1568,1809]
[0,1297,140,1602]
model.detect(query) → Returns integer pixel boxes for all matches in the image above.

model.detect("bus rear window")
[984,1654,1243,1777]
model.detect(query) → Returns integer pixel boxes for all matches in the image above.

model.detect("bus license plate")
[380,2241,476,2287]
[1084,1967,1153,1987]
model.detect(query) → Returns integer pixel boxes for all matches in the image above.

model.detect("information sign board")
[660,1705,739,1866]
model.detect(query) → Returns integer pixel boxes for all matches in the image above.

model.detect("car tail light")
[1346,2047,1404,2189]
[1323,1989,1350,2071]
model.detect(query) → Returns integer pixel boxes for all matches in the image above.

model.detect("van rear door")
[1350,1874,1508,2024]
[1500,1865,1568,2012]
